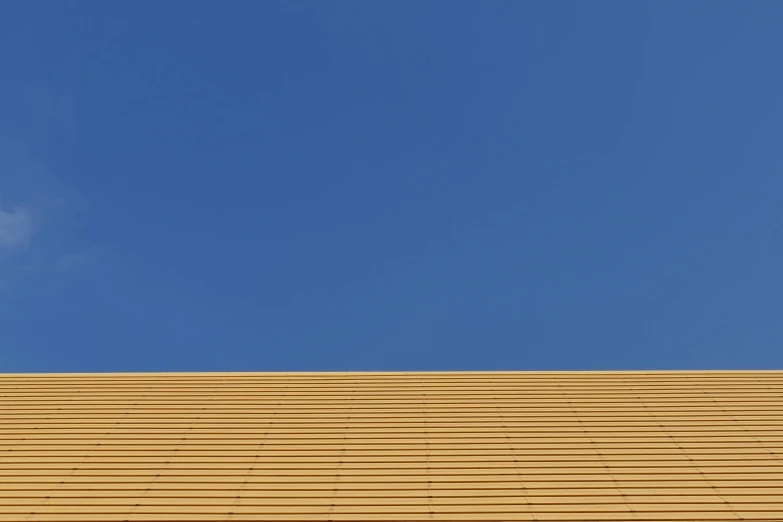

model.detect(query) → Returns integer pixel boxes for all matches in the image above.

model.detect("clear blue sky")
[1,1,782,373]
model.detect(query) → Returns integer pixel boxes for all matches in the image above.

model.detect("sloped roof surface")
[1,371,782,521]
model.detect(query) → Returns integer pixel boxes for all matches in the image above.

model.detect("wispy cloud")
[1,87,85,292]
[0,205,32,251]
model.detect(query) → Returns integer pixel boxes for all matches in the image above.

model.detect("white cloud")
[0,205,32,250]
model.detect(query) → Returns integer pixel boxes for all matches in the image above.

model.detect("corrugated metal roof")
[1,371,782,521]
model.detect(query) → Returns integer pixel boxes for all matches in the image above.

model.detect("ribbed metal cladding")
[1,371,783,521]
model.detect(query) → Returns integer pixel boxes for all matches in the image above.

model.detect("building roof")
[1,370,782,521]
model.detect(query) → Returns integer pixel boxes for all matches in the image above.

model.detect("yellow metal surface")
[1,371,782,521]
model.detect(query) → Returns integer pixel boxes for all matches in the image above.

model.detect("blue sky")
[1,1,782,373]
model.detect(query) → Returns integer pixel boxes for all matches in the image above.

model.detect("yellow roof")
[1,370,782,521]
